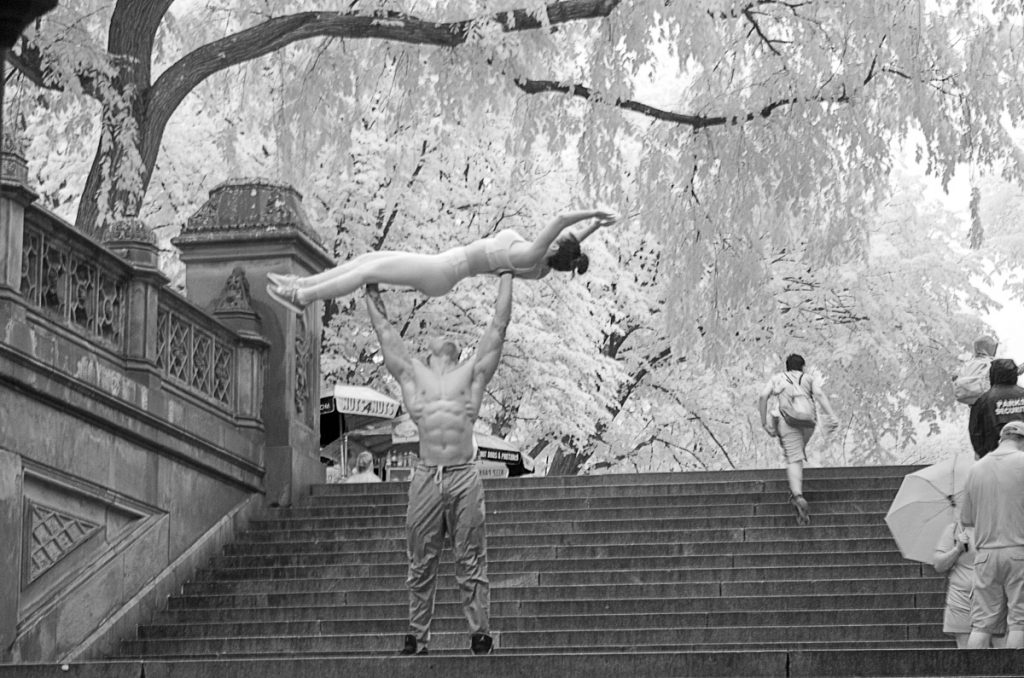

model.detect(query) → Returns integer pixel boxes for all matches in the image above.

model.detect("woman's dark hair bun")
[547,233,589,275]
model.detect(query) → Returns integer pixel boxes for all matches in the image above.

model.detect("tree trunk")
[69,0,623,235]
[546,444,589,476]
[74,0,172,236]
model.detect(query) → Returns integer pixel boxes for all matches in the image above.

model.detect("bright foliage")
[6,0,1024,472]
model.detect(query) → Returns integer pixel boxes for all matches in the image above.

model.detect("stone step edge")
[92,648,1024,678]
[196,560,928,574]
[187,569,938,585]
[255,512,893,525]
[308,465,920,490]
[306,483,905,499]
[116,647,954,659]
[142,605,942,628]
[296,491,899,506]
[123,622,937,643]
[167,590,942,606]
[165,594,942,614]
[239,522,888,540]
[220,539,901,552]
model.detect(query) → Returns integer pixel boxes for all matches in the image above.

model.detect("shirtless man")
[365,273,512,656]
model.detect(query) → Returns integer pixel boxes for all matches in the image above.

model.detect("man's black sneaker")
[471,632,493,655]
[399,634,427,655]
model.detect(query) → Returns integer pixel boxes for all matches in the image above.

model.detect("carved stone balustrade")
[0,150,270,664]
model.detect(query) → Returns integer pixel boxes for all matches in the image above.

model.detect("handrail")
[155,288,237,409]
[16,204,256,416]
[19,208,129,351]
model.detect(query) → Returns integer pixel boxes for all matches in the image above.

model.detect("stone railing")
[19,207,128,352]
[156,289,238,410]
[14,205,265,422]
[0,163,326,665]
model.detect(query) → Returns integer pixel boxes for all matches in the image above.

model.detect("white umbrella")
[319,384,401,466]
[322,384,400,422]
[884,454,974,564]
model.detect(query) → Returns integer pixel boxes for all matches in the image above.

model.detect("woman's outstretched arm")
[514,208,618,267]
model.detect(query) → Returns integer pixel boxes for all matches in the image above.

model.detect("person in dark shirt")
[969,359,1024,458]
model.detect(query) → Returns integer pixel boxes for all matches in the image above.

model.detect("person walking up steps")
[969,358,1024,459]
[757,354,839,525]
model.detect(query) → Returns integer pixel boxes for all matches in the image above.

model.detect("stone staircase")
[126,466,947,657]
[7,466,1024,677]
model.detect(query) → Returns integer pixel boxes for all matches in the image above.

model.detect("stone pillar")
[0,448,23,662]
[104,218,169,388]
[0,131,36,303]
[172,179,334,507]
[0,130,32,657]
[209,265,270,429]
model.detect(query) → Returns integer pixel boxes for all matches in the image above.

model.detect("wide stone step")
[222,530,896,557]
[164,591,946,617]
[207,549,910,571]
[137,607,942,640]
[240,512,889,542]
[295,488,898,512]
[309,466,917,496]
[230,535,899,559]
[118,639,960,660]
[181,575,946,598]
[15,648,1024,678]
[193,562,931,587]
[121,621,945,656]
[234,523,892,546]
[265,498,893,523]
[306,476,907,503]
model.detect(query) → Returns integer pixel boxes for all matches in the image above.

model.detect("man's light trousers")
[406,462,490,645]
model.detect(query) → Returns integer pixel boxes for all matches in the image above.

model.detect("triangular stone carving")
[211,266,254,314]
[27,501,100,583]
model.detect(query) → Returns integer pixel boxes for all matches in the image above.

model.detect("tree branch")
[743,9,786,57]
[148,1,620,124]
[687,412,737,469]
[5,48,45,87]
[514,77,826,128]
[142,1,621,177]
[6,42,103,97]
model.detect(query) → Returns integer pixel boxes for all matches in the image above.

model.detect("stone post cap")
[181,178,323,244]
[102,217,164,273]
[104,217,158,244]
[1,127,30,187]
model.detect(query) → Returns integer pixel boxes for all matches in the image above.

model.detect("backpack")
[779,374,817,429]
[953,357,991,406]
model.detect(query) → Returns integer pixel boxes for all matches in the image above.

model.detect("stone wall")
[0,157,327,661]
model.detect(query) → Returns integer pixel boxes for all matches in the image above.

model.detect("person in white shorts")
[961,420,1024,649]
[757,354,839,525]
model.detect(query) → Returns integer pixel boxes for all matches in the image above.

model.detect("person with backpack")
[968,358,1024,459]
[757,354,839,525]
[953,335,1000,407]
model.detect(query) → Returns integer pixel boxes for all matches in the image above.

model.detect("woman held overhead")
[266,208,618,313]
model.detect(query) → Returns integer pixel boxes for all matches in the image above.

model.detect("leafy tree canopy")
[5,0,1024,473]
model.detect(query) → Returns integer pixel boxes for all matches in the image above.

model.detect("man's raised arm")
[365,284,414,383]
[469,274,513,407]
